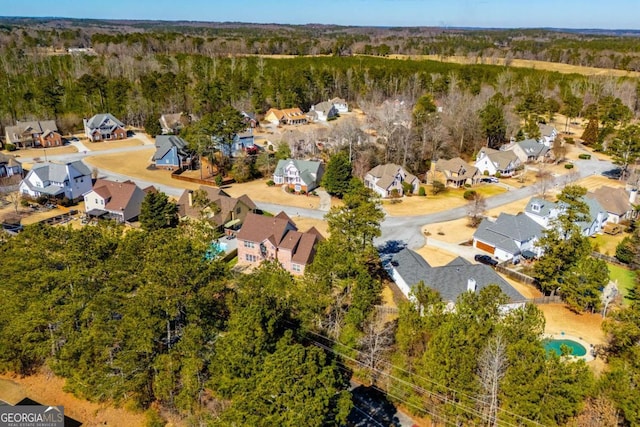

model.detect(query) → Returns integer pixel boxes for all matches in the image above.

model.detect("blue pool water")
[543,339,587,357]
[204,241,228,260]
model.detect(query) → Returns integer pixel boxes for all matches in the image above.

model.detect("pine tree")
[322,152,352,198]
[581,118,599,145]
[140,191,179,231]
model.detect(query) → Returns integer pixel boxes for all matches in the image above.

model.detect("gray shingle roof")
[31,161,91,183]
[274,159,323,187]
[516,139,550,157]
[524,197,555,218]
[478,147,519,169]
[153,135,189,161]
[391,248,526,303]
[474,213,543,254]
[85,113,124,130]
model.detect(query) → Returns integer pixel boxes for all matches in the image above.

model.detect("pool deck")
[543,333,595,362]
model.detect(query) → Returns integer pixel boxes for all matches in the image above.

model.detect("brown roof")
[279,230,303,251]
[91,179,140,212]
[237,212,297,245]
[265,108,306,122]
[0,153,21,167]
[436,157,479,180]
[588,186,631,216]
[177,185,256,226]
[478,147,518,169]
[367,163,418,190]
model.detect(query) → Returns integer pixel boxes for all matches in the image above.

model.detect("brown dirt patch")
[413,245,458,266]
[505,277,543,299]
[422,218,475,244]
[288,216,329,236]
[538,303,606,345]
[573,175,627,191]
[486,199,530,217]
[4,145,79,159]
[85,138,146,151]
[0,372,146,427]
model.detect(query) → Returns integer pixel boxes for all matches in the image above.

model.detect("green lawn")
[607,263,637,304]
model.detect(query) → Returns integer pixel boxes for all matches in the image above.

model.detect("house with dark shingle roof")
[0,153,23,178]
[273,158,324,193]
[176,185,256,230]
[237,211,323,275]
[83,113,126,142]
[5,120,62,148]
[153,135,193,170]
[473,213,543,261]
[307,101,338,122]
[83,179,150,223]
[435,157,480,187]
[19,161,92,201]
[475,147,521,177]
[364,163,419,197]
[524,196,608,236]
[538,123,558,147]
[389,248,526,310]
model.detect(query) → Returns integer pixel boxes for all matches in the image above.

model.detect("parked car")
[68,136,80,143]
[480,177,499,183]
[474,254,498,267]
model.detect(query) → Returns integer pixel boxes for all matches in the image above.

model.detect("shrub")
[565,137,575,144]
[20,199,29,207]
[4,143,16,151]
[389,188,401,200]
[300,190,306,195]
[495,171,501,178]
[60,197,73,207]
[36,196,49,205]
[215,174,223,186]
[418,186,426,197]
[463,190,477,200]
[401,181,413,196]
[431,180,445,195]
[266,179,275,186]
[578,154,591,160]
[564,163,574,169]
[615,236,634,264]
[483,170,489,176]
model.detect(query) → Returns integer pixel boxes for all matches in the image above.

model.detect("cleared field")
[390,54,640,78]
[538,303,605,345]
[413,245,458,267]
[223,179,322,209]
[289,216,329,236]
[422,218,475,244]
[608,263,637,303]
[2,145,79,158]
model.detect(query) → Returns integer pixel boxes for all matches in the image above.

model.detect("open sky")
[2,0,639,30]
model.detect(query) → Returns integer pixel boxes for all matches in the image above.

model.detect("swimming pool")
[543,339,587,357]
[204,241,228,260]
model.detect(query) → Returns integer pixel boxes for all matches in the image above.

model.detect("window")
[243,241,254,249]
[245,254,258,262]
[531,204,541,213]
[236,207,241,214]
[292,264,301,273]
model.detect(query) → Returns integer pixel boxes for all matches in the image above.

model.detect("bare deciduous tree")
[467,193,487,227]
[358,314,395,384]
[477,334,508,427]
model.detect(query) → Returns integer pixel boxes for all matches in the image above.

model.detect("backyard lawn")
[608,263,637,304]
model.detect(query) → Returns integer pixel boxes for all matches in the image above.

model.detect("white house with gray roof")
[273,158,324,193]
[389,248,527,311]
[83,113,126,142]
[502,138,550,164]
[473,213,544,261]
[364,163,419,197]
[475,147,521,177]
[524,196,608,237]
[19,161,92,201]
[307,101,338,122]
[538,123,558,147]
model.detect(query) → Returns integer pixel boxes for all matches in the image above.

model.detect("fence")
[531,295,563,304]
[495,264,537,285]
[591,251,626,267]
[38,211,75,226]
[171,169,235,186]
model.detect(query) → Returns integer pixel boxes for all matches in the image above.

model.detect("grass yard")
[288,216,329,236]
[574,174,627,191]
[607,263,637,304]
[2,144,79,159]
[223,179,323,209]
[591,233,627,257]
[382,184,506,217]
[85,138,147,151]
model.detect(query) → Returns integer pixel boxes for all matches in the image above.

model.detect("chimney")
[467,278,477,293]
[188,190,193,207]
[629,189,638,205]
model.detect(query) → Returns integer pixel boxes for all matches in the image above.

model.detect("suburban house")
[330,97,349,113]
[435,157,480,188]
[389,248,527,311]
[307,101,338,122]
[215,131,258,158]
[159,112,191,134]
[0,153,23,178]
[83,113,126,141]
[364,163,420,197]
[83,179,150,223]
[587,186,634,224]
[177,186,257,230]
[538,123,558,147]
[473,213,544,261]
[237,211,323,275]
[525,196,608,237]
[19,160,92,201]
[5,120,62,148]
[502,139,550,164]
[241,111,258,128]
[475,147,521,177]
[264,108,308,126]
[273,158,324,193]
[152,135,193,170]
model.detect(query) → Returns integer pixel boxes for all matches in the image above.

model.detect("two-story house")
[237,211,323,275]
[83,179,150,223]
[5,120,62,148]
[273,158,324,193]
[525,196,608,237]
[364,163,419,197]
[435,157,481,188]
[177,186,257,231]
[588,186,635,224]
[475,147,521,177]
[307,101,338,122]
[152,135,193,170]
[83,113,126,142]
[502,139,550,164]
[20,160,92,201]
[329,97,349,113]
[538,123,558,147]
[473,213,544,261]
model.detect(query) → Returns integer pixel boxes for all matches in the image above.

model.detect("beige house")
[475,147,521,177]
[587,186,635,224]
[84,179,150,223]
[177,186,256,230]
[264,108,308,125]
[5,120,62,148]
[236,212,323,275]
[364,163,419,197]
[435,157,480,187]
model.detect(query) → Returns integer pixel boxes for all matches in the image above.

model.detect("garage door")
[475,240,495,255]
